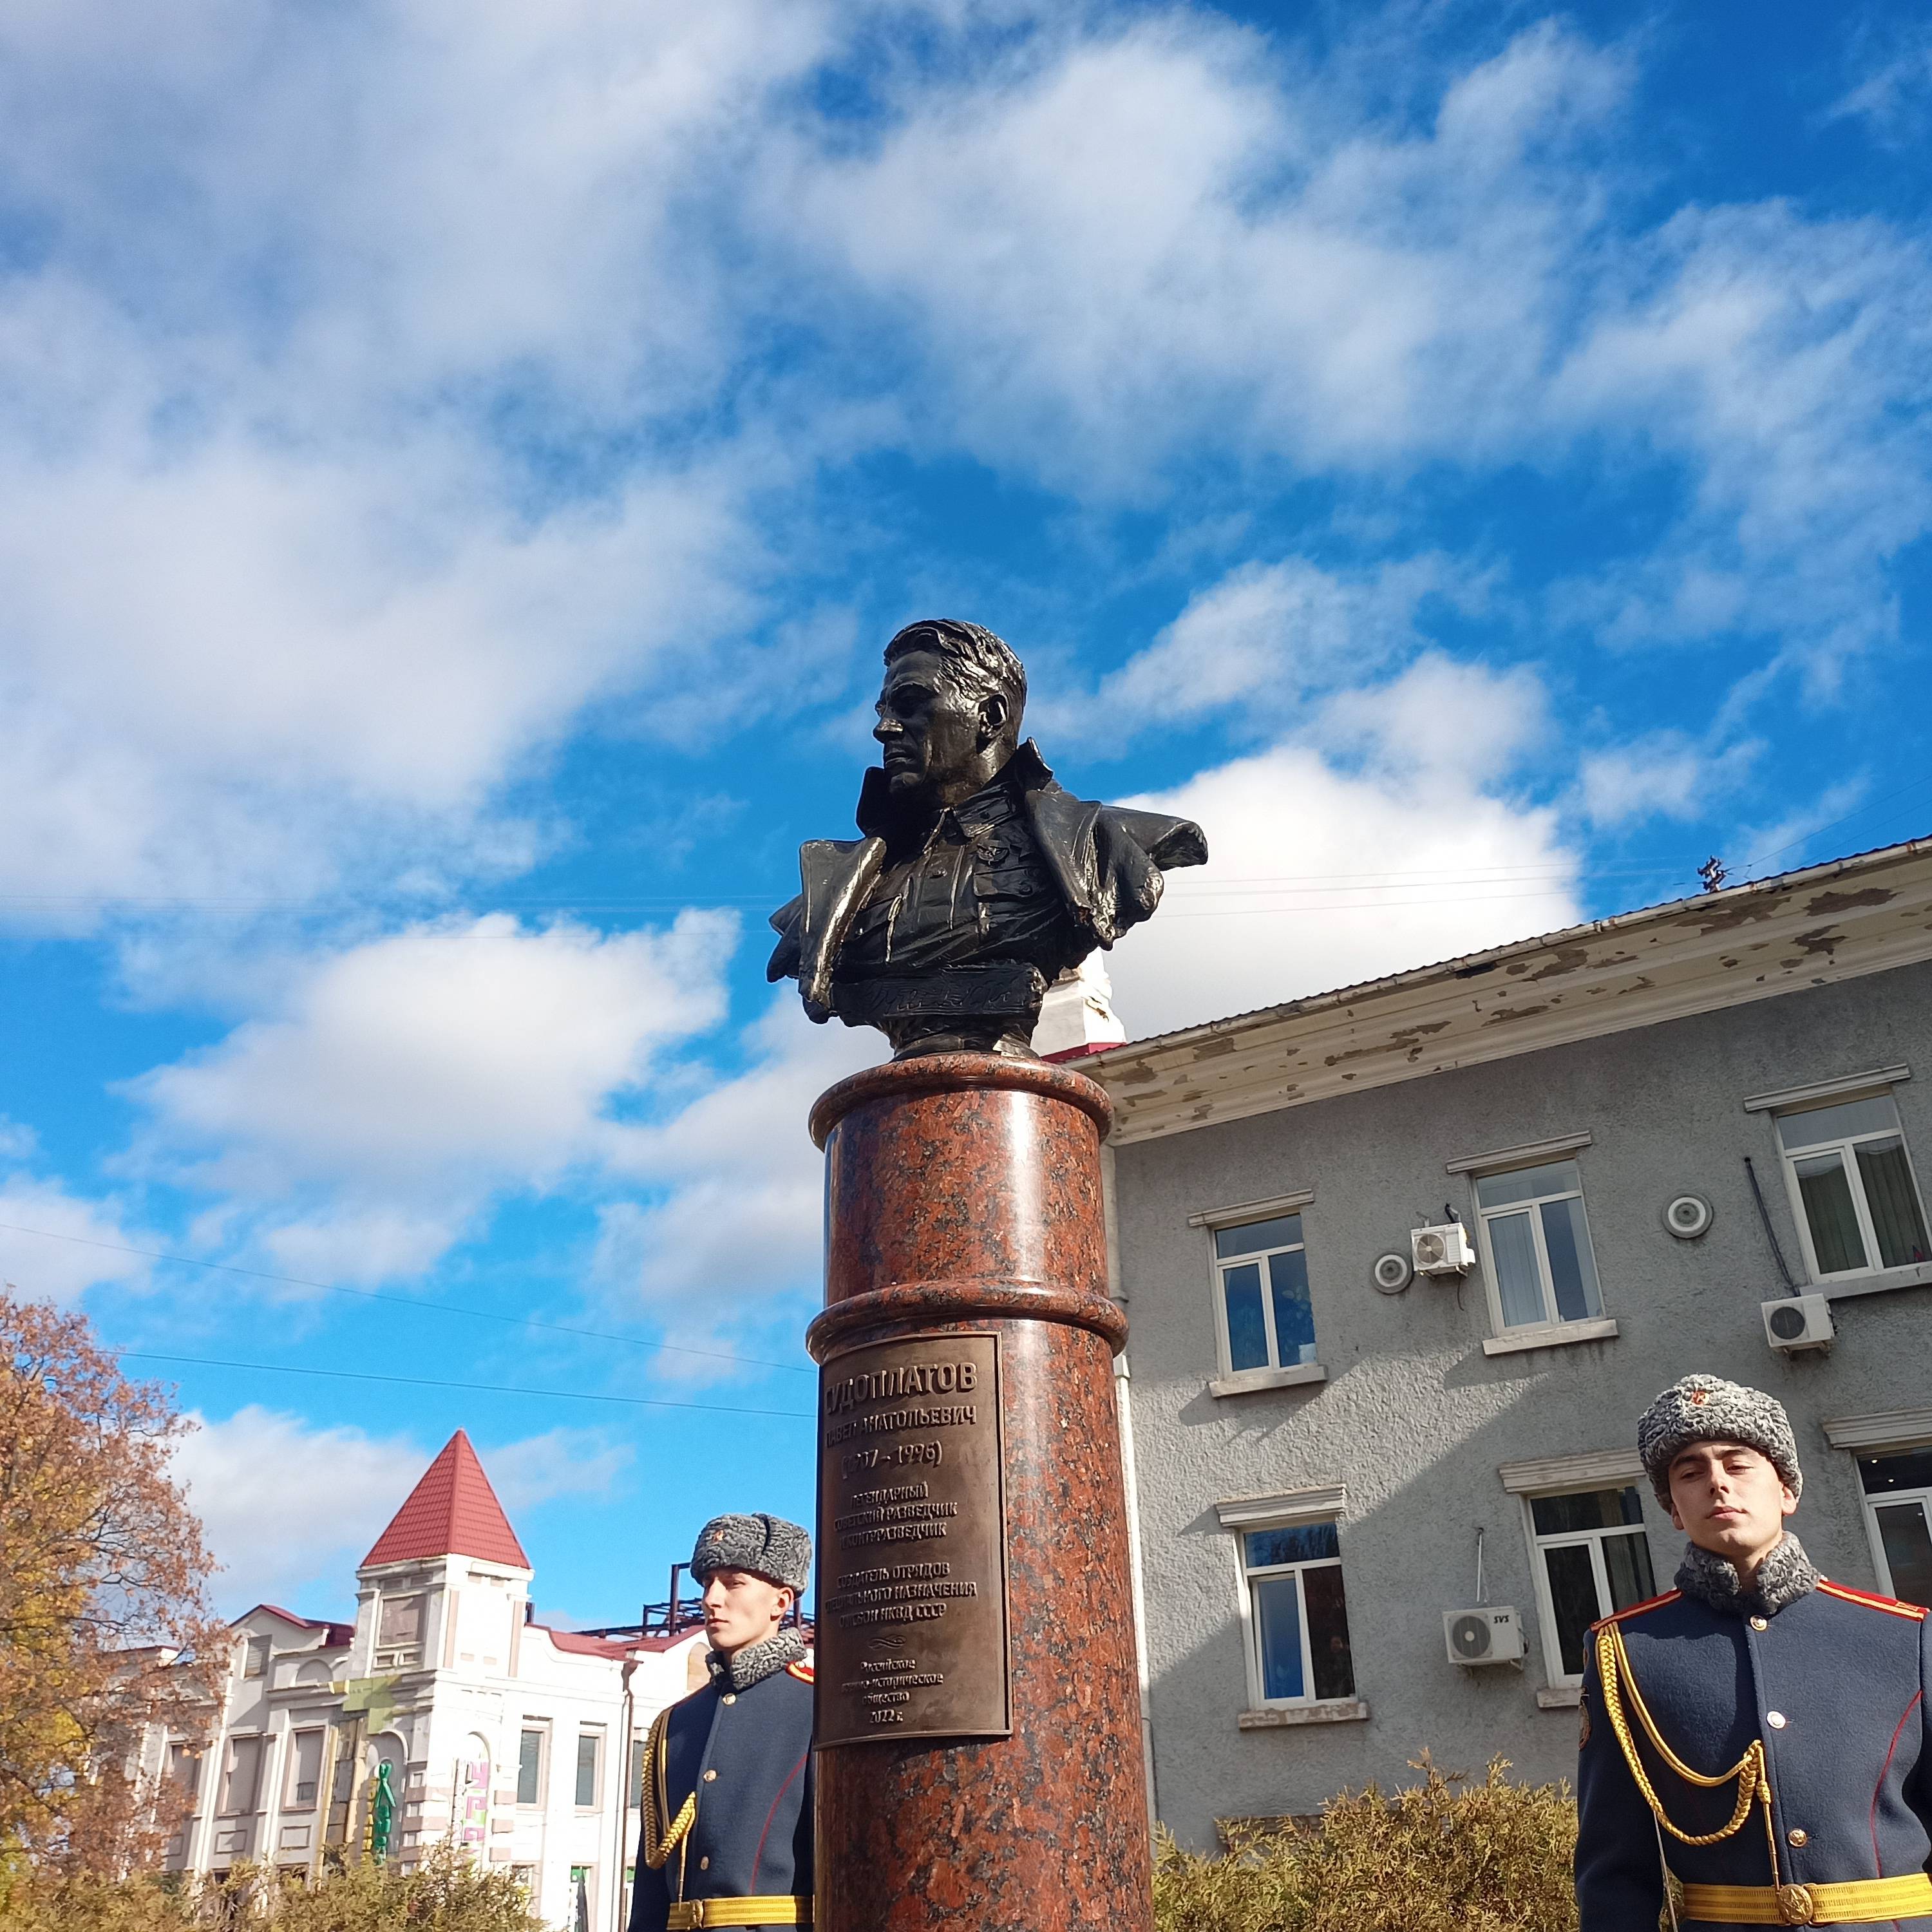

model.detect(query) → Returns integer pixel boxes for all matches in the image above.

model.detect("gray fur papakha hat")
[690,1513,811,1593]
[1636,1374,1802,1504]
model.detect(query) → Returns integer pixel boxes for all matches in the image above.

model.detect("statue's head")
[875,619,1027,809]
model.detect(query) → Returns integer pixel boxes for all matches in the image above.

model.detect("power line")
[0,858,1703,913]
[1738,777,1932,875]
[0,1220,813,1376]
[117,1349,815,1419]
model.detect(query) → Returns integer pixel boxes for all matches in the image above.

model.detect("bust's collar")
[855,739,1055,840]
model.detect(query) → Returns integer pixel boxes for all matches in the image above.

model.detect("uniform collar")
[706,1626,807,1692]
[1674,1531,1820,1617]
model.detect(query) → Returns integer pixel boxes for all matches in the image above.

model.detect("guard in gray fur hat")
[629,1514,815,1932]
[1576,1374,1932,1932]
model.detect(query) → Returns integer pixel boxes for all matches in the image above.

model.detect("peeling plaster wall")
[1113,958,1932,1847]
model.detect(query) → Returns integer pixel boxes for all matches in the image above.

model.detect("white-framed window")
[1238,1520,1355,1707]
[1524,1486,1656,1685]
[374,1593,423,1669]
[571,1864,595,1932]
[629,1732,645,1811]
[1857,1444,1932,1607]
[515,1726,546,1808]
[284,1728,324,1810]
[167,1739,204,1809]
[241,1634,272,1679]
[1474,1158,1603,1332]
[220,1734,267,1815]
[574,1730,601,1809]
[1776,1092,1930,1282]
[1212,1212,1316,1374]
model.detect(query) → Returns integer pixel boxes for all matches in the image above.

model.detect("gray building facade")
[1089,838,1932,1848]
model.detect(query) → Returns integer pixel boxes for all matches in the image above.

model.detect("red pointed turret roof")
[361,1430,531,1571]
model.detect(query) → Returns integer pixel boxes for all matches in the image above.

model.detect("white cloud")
[1577,732,1763,829]
[0,1,1922,955]
[781,19,1628,480]
[172,1405,628,1613]
[0,1177,152,1305]
[1042,554,1489,746]
[1546,202,1932,683]
[781,15,1932,687]
[173,1406,420,1611]
[1105,659,1581,1037]
[488,1426,632,1515]
[126,911,736,1284]
[0,1,837,931]
[1828,26,1932,147]
[597,998,876,1355]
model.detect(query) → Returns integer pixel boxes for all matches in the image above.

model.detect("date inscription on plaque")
[815,1332,1010,1747]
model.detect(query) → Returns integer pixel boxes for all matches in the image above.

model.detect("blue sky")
[3,0,1931,1627]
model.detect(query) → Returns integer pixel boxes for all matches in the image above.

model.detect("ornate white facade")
[158,1431,712,1932]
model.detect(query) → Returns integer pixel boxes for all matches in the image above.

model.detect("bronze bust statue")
[768,619,1208,1058]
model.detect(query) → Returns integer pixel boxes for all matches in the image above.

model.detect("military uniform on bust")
[630,1515,815,1932]
[1577,1376,1932,1931]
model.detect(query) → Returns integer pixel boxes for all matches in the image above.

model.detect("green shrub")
[1153,1754,1578,1932]
[0,1844,545,1932]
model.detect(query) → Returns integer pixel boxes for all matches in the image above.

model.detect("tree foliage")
[0,1291,223,1873]
[0,1843,548,1931]
[1153,1754,1578,1932]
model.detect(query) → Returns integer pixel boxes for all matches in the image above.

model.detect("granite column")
[806,1053,1153,1932]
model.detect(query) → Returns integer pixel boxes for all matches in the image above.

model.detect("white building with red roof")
[159,1428,719,1932]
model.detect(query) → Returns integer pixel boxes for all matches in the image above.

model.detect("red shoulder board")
[1589,1589,1682,1634]
[786,1660,815,1682]
[1819,1579,1929,1622]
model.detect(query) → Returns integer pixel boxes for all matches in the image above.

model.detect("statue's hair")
[883,619,1026,727]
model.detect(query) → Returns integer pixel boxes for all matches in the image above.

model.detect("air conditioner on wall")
[1762,1293,1833,1354]
[1443,1605,1524,1666]
[1412,1222,1475,1276]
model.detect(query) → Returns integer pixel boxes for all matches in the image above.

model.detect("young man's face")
[1665,1439,1796,1566]
[701,1567,793,1657]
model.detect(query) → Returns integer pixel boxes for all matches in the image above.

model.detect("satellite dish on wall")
[1372,1251,1414,1294]
[1663,1193,1714,1240]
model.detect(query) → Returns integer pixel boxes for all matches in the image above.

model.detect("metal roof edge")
[1102,834,1932,1068]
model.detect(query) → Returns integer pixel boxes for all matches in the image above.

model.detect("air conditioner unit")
[1763,1294,1833,1353]
[1412,1222,1475,1276]
[1444,1605,1524,1667]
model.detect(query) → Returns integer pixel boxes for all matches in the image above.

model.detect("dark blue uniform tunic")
[1577,1579,1932,1930]
[629,1660,814,1932]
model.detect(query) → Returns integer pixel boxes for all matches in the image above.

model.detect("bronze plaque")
[815,1332,1010,1747]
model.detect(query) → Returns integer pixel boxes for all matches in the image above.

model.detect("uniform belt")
[666,1897,813,1929]
[1680,1873,1932,1924]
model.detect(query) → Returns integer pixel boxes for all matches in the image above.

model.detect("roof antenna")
[1698,856,1728,893]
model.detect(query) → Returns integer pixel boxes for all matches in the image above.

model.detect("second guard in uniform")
[630,1514,815,1932]
[1577,1375,1932,1930]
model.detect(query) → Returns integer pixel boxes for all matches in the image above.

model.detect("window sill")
[1817,1260,1932,1302]
[1238,1698,1369,1730]
[1535,1685,1582,1710]
[1482,1316,1619,1357]
[1209,1362,1328,1399]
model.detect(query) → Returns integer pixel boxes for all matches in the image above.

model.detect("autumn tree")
[0,1291,224,1877]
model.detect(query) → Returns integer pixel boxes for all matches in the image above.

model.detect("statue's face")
[873,647,994,801]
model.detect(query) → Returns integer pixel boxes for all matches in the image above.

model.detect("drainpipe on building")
[613,1659,637,1932]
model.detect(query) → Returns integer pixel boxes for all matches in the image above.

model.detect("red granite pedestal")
[805,1053,1153,1932]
